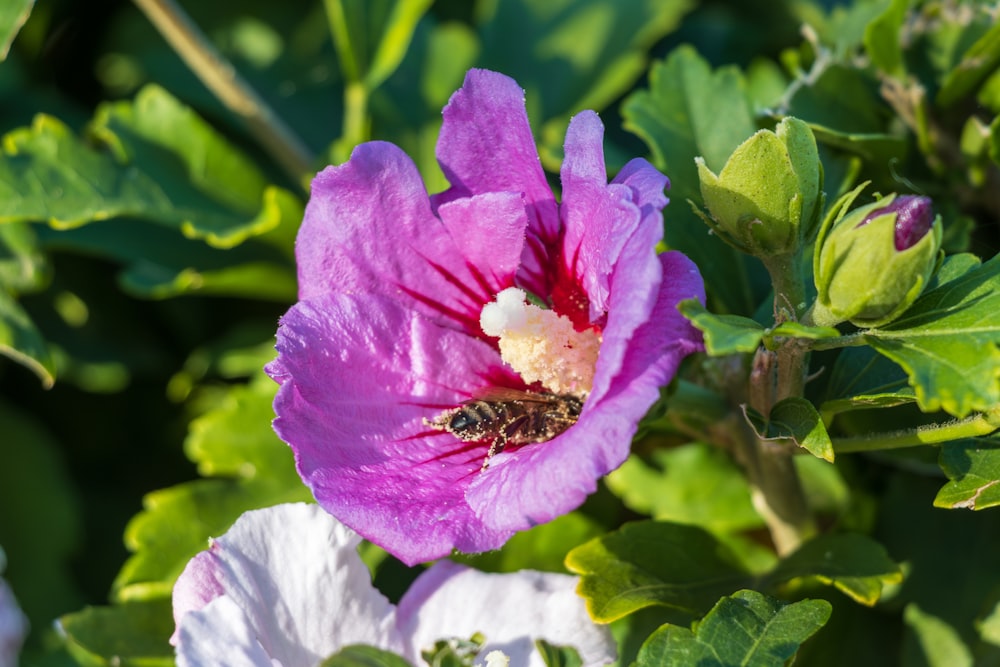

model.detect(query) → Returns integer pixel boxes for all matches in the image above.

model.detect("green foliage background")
[2,0,1000,665]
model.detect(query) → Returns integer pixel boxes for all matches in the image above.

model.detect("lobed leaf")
[937,17,1000,107]
[0,87,302,249]
[744,398,835,462]
[565,521,752,623]
[862,0,908,78]
[765,533,903,606]
[903,604,974,667]
[934,436,1000,510]
[864,254,1000,418]
[479,0,696,136]
[0,288,54,387]
[677,298,763,355]
[112,375,311,601]
[535,640,583,667]
[37,217,297,301]
[59,598,176,667]
[820,345,915,419]
[320,645,413,667]
[634,590,831,667]
[605,445,761,534]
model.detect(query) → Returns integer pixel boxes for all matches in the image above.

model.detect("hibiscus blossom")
[0,551,28,667]
[171,503,614,667]
[267,68,704,565]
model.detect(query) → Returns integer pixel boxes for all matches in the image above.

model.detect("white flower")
[172,504,615,667]
[0,550,29,667]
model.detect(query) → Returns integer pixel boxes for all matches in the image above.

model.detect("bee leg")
[481,433,508,472]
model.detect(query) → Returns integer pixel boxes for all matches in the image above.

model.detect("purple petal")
[269,294,516,565]
[172,504,404,666]
[397,561,615,667]
[613,158,670,213]
[434,69,560,297]
[296,141,525,336]
[558,111,643,321]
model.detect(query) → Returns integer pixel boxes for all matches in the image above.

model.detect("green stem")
[132,0,314,186]
[833,410,1000,453]
[736,251,817,556]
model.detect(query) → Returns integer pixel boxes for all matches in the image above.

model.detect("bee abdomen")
[446,400,511,436]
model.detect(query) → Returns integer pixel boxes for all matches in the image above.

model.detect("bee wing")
[472,386,558,403]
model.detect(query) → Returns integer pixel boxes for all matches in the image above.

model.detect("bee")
[425,388,584,471]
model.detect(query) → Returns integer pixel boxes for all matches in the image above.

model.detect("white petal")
[173,503,405,666]
[396,561,615,667]
[0,576,28,667]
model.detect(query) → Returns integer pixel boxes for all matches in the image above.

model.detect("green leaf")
[934,436,1000,510]
[0,0,32,60]
[0,401,84,637]
[937,18,1000,107]
[605,445,761,534]
[903,604,974,667]
[820,345,915,419]
[325,0,433,90]
[744,398,835,462]
[863,0,908,78]
[420,634,485,667]
[979,595,1000,646]
[535,640,583,667]
[786,63,885,135]
[478,0,695,142]
[59,598,176,667]
[365,0,434,91]
[864,253,1000,418]
[451,511,603,574]
[634,590,831,667]
[320,644,414,667]
[0,87,302,249]
[112,374,311,601]
[565,521,752,623]
[0,288,54,387]
[766,533,903,606]
[677,298,763,355]
[37,219,296,301]
[767,321,841,342]
[623,46,767,315]
[0,220,47,293]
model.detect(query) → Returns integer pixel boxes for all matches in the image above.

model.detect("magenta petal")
[295,141,524,335]
[435,69,557,234]
[269,293,515,565]
[559,112,643,318]
[434,69,560,295]
[613,158,670,213]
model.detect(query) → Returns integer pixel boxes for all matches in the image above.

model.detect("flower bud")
[812,193,942,328]
[696,117,823,258]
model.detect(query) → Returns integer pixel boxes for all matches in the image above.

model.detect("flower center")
[479,287,600,396]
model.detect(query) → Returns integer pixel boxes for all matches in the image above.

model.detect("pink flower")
[171,504,615,667]
[267,69,704,565]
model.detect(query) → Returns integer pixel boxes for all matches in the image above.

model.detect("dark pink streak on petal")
[558,112,644,322]
[295,142,523,337]
[433,68,561,297]
[269,293,514,565]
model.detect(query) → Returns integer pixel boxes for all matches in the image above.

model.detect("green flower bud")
[696,117,823,258]
[812,193,942,328]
